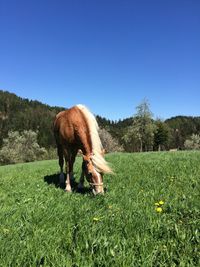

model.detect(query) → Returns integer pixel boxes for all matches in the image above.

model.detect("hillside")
[0,90,200,150]
[0,90,64,147]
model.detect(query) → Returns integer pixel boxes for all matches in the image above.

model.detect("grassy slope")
[0,152,199,267]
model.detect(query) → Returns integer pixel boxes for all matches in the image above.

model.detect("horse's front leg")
[57,146,65,185]
[65,154,76,192]
[65,160,72,192]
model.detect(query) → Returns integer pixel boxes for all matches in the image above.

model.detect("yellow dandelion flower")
[3,228,10,234]
[155,202,160,206]
[159,200,164,205]
[156,207,163,213]
[93,217,100,222]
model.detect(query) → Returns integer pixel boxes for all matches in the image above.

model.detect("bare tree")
[99,128,123,153]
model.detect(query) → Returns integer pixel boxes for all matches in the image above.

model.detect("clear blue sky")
[0,0,200,120]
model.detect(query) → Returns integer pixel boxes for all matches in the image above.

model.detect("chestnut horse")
[53,105,112,195]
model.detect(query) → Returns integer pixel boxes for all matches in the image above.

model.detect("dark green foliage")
[154,120,170,151]
[0,90,64,148]
[165,116,200,149]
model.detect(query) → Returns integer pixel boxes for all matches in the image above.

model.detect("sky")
[0,0,200,121]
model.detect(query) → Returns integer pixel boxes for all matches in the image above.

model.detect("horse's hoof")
[64,187,72,193]
[77,183,84,190]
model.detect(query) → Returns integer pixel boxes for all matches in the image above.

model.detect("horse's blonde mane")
[76,104,112,174]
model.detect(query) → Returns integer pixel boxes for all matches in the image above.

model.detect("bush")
[184,134,200,150]
[45,147,57,160]
[99,128,123,153]
[0,130,47,165]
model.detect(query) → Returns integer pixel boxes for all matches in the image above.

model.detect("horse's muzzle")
[92,186,104,195]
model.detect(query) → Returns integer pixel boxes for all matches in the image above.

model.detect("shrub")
[99,128,123,153]
[184,134,200,150]
[45,147,57,160]
[0,130,47,164]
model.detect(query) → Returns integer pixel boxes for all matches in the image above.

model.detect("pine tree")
[154,119,170,151]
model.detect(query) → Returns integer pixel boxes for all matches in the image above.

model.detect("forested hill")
[0,90,200,150]
[0,90,64,147]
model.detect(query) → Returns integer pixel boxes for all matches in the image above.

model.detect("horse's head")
[82,155,104,195]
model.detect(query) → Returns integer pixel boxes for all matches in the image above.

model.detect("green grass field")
[0,152,199,267]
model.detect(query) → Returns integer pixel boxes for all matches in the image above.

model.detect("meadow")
[0,152,199,267]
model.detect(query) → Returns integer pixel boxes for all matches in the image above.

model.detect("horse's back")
[54,110,68,132]
[54,107,84,128]
[54,106,88,145]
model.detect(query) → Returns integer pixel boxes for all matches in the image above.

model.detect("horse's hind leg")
[57,146,65,185]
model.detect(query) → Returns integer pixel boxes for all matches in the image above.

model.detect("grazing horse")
[53,104,112,195]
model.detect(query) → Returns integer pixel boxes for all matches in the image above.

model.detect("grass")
[0,151,200,266]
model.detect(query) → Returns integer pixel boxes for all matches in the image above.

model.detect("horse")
[53,104,112,195]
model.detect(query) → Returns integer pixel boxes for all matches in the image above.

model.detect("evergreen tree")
[154,119,170,151]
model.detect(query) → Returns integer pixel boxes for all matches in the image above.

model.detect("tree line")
[97,102,200,152]
[0,90,200,164]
